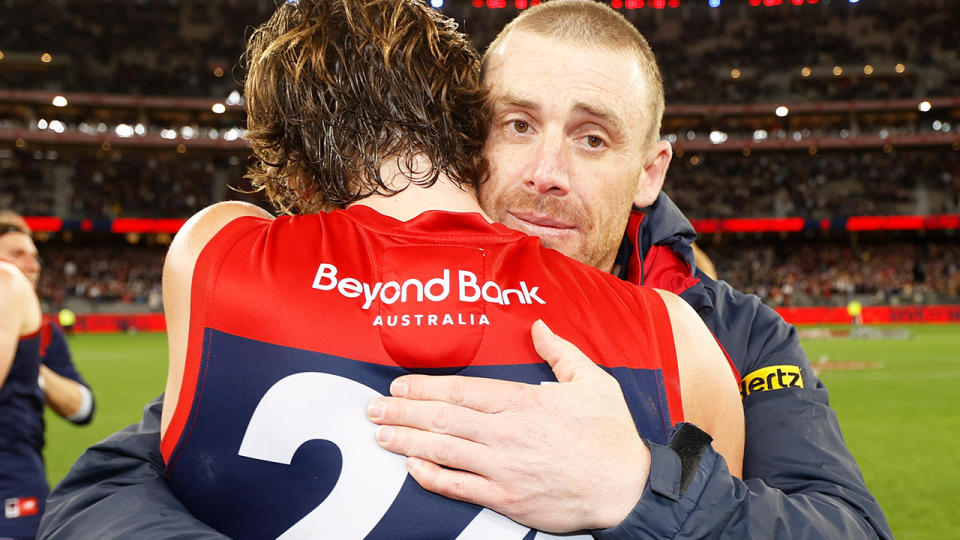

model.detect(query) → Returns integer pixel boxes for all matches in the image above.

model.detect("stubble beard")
[479,187,621,272]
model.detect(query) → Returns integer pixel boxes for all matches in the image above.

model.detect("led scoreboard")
[471,0,682,7]
[471,0,822,8]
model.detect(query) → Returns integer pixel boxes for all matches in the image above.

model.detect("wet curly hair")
[242,0,489,214]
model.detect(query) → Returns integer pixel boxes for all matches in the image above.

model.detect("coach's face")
[479,31,671,273]
[0,231,41,287]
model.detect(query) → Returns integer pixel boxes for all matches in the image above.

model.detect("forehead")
[485,31,648,126]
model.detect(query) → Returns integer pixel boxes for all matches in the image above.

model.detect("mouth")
[506,211,576,239]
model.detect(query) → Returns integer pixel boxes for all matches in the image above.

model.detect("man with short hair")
[1,223,47,540]
[0,219,95,540]
[372,2,890,538]
[0,212,96,427]
[40,1,890,538]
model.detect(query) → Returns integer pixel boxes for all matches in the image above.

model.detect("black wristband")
[667,422,713,496]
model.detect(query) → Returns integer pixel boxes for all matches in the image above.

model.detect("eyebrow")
[492,94,540,113]
[571,102,627,142]
[493,93,627,143]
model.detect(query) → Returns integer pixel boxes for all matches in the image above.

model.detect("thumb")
[531,319,600,383]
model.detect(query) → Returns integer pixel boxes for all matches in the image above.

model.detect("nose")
[525,135,571,196]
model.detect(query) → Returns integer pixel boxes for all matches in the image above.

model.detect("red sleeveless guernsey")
[162,206,682,539]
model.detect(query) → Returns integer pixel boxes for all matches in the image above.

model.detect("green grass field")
[42,332,169,486]
[42,325,960,539]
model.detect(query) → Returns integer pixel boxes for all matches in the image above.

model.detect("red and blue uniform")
[1,330,44,540]
[41,194,891,540]
[161,206,682,539]
[40,320,95,425]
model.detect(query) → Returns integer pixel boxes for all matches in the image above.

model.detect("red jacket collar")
[623,210,701,296]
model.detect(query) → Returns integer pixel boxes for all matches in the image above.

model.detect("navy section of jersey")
[0,332,46,540]
[0,332,44,449]
[166,329,671,539]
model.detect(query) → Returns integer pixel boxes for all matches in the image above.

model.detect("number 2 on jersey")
[239,372,587,539]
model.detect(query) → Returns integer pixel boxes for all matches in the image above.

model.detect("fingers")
[384,321,602,412]
[389,373,531,414]
[531,319,600,383]
[367,396,487,441]
[374,423,490,476]
[405,457,502,511]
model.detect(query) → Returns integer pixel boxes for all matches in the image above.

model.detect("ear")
[632,140,672,208]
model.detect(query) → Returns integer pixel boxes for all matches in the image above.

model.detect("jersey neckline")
[335,205,529,245]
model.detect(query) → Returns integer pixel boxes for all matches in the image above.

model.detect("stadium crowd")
[1,0,957,103]
[455,0,958,103]
[0,0,271,98]
[2,0,957,311]
[4,103,956,156]
[0,147,261,219]
[36,243,164,310]
[3,144,958,220]
[25,236,960,312]
[711,239,960,308]
[665,147,960,219]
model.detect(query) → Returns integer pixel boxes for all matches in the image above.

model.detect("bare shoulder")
[0,261,34,298]
[0,261,42,334]
[160,202,273,437]
[653,288,744,477]
[0,260,23,284]
[162,201,274,334]
[167,201,274,270]
[651,288,709,344]
[652,287,736,386]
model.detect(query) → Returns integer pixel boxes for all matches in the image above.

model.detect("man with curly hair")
[0,222,45,540]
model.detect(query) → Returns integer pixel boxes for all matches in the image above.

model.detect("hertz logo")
[740,365,804,398]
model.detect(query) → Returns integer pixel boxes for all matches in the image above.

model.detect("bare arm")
[39,364,90,419]
[160,202,273,439]
[656,288,744,477]
[0,261,42,387]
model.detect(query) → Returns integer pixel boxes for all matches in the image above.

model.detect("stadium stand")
[666,148,960,219]
[36,241,165,313]
[3,145,958,221]
[703,236,960,308]
[2,0,957,101]
[1,0,958,311]
[0,147,261,219]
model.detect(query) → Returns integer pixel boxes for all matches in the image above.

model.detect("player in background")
[0,212,96,425]
[150,0,740,537]
[0,223,46,540]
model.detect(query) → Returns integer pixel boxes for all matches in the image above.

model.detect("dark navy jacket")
[38,194,891,539]
[597,193,891,539]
